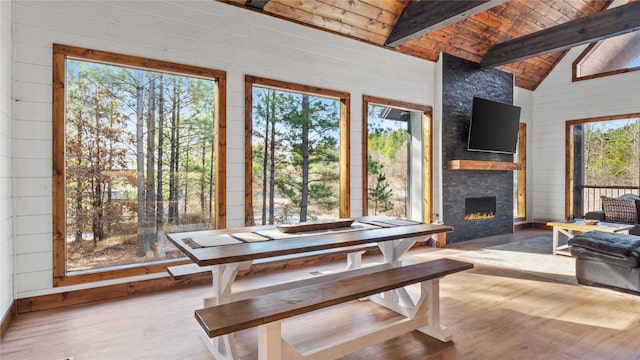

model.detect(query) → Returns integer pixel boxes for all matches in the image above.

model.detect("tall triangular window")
[573,31,640,81]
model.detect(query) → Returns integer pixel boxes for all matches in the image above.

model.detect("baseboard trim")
[16,244,431,313]
[1,299,17,341]
[514,222,533,231]
[532,221,552,230]
[16,275,211,314]
[514,222,552,231]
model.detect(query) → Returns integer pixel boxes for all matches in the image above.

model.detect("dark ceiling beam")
[385,0,505,48]
[481,1,640,68]
[246,0,269,11]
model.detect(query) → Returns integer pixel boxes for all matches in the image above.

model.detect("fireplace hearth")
[465,196,496,221]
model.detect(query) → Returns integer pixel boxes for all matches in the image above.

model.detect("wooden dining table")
[166,216,454,359]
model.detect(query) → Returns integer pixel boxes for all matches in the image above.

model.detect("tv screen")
[468,97,521,154]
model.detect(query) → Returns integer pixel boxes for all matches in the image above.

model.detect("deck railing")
[581,185,640,213]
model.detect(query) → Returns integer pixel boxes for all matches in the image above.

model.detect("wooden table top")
[167,219,453,267]
[546,220,635,233]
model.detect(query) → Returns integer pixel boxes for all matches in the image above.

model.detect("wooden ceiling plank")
[490,0,557,30]
[480,1,640,68]
[266,1,388,44]
[519,0,573,24]
[394,44,440,62]
[274,0,391,37]
[315,0,400,26]
[577,0,610,14]
[358,0,407,16]
[385,0,506,47]
[545,0,597,21]
[407,36,484,63]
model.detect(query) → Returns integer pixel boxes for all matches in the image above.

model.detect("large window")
[566,114,640,218]
[245,76,350,226]
[52,45,226,286]
[573,31,640,81]
[362,96,432,222]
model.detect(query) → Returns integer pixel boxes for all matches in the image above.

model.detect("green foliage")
[368,128,407,164]
[583,120,640,186]
[366,114,409,218]
[368,167,393,215]
[251,88,341,222]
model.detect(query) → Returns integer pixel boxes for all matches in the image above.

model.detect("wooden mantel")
[448,160,522,171]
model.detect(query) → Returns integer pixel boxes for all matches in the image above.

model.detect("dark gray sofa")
[569,231,640,294]
[574,194,640,293]
[585,194,640,236]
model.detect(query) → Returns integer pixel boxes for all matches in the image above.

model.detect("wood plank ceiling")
[220,0,613,90]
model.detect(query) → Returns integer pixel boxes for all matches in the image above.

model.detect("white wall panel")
[14,119,51,140]
[15,252,51,274]
[12,0,436,297]
[14,178,50,198]
[0,0,14,326]
[532,44,640,221]
[14,196,51,216]
[15,233,51,255]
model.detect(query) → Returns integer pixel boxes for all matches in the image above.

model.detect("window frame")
[244,75,351,226]
[52,44,227,287]
[572,42,640,82]
[565,113,640,218]
[515,123,526,221]
[361,95,432,223]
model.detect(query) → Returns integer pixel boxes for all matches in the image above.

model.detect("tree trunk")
[261,91,272,225]
[146,77,156,242]
[145,78,156,234]
[136,72,148,257]
[92,91,104,244]
[183,143,189,216]
[157,75,164,228]
[299,95,310,222]
[168,80,180,223]
[74,113,84,243]
[209,104,215,224]
[200,141,206,213]
[268,104,277,225]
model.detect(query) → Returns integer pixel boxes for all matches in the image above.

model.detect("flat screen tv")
[468,97,521,154]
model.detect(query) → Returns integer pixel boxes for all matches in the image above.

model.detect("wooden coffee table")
[546,221,635,255]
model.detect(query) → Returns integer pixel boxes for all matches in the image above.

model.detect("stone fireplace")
[440,54,515,243]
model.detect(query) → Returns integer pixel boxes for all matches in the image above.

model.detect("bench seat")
[195,258,472,359]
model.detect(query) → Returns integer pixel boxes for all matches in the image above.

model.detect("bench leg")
[210,264,241,359]
[258,321,282,360]
[417,279,452,342]
[199,331,238,360]
[345,250,365,270]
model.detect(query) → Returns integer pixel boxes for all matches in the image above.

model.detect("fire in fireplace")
[465,196,496,221]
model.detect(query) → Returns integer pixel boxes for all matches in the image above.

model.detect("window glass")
[574,32,640,80]
[53,47,224,280]
[366,105,410,218]
[250,86,341,225]
[568,117,640,217]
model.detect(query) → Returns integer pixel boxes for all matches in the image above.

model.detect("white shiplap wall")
[0,0,15,321]
[12,0,437,297]
[532,46,640,221]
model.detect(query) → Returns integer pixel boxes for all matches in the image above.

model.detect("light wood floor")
[2,229,640,360]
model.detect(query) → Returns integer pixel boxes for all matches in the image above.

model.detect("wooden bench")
[195,258,472,360]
